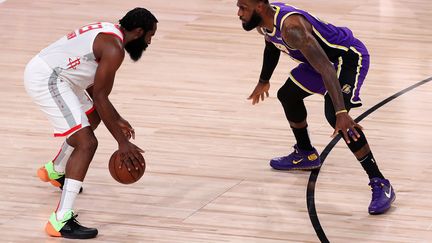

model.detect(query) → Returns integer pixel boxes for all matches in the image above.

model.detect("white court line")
[0,0,6,3]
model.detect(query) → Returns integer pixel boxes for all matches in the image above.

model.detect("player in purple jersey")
[236,0,395,214]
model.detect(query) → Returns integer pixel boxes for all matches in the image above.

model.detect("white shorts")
[24,55,94,137]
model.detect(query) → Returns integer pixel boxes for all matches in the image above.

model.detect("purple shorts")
[290,38,370,107]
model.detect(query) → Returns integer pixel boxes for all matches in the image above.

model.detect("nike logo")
[276,37,283,40]
[293,159,303,164]
[385,186,392,198]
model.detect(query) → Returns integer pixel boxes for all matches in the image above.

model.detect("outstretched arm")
[92,33,144,169]
[281,15,362,142]
[92,34,128,145]
[259,39,281,83]
[281,15,345,113]
[248,36,281,105]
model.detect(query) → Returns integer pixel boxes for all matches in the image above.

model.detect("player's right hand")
[118,141,145,171]
[332,112,363,144]
[117,117,135,140]
[247,82,270,105]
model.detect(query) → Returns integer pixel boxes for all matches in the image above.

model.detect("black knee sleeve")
[324,94,366,153]
[344,127,368,153]
[324,92,354,128]
[277,79,310,123]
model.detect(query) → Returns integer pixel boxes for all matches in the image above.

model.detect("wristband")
[335,109,348,115]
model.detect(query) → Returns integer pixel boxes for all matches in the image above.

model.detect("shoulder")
[281,14,313,48]
[281,14,310,32]
[93,33,125,61]
[281,14,313,39]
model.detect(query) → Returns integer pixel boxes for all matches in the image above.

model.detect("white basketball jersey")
[38,22,124,89]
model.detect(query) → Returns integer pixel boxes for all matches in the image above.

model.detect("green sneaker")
[37,161,64,187]
[45,210,98,239]
[37,161,82,193]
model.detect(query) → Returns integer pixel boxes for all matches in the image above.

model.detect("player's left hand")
[248,82,270,105]
[117,118,135,140]
[332,112,363,144]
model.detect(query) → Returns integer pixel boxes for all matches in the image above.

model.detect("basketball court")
[1,0,431,242]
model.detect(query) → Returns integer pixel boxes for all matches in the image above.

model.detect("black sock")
[358,151,384,179]
[292,126,313,151]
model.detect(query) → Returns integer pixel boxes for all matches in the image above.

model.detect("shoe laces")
[291,146,304,159]
[369,180,383,201]
[63,213,82,229]
[292,145,300,154]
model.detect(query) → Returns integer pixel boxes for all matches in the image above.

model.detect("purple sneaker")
[368,178,396,215]
[270,145,321,170]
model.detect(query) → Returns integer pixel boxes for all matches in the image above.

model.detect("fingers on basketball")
[109,150,146,184]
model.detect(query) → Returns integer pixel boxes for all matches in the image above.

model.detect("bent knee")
[83,135,98,152]
[74,131,98,152]
[277,86,289,103]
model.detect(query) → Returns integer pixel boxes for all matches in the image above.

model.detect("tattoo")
[282,24,307,50]
[281,15,346,112]
[281,15,311,50]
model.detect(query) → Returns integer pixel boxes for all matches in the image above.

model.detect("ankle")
[292,127,313,151]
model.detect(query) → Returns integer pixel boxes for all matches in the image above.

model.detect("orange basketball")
[108,150,145,184]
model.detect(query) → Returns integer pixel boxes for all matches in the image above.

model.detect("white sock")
[53,141,74,173]
[56,178,82,220]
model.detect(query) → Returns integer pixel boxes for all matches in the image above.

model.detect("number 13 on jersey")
[67,23,103,40]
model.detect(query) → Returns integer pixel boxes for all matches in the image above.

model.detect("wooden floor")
[1,0,432,242]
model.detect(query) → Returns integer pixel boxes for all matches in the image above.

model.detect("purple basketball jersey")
[261,2,369,105]
[262,2,355,63]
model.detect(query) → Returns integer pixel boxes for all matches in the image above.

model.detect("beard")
[125,35,148,62]
[242,10,262,31]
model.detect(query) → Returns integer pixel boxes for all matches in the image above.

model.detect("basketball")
[108,150,145,184]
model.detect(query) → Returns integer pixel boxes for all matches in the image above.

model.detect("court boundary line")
[306,76,432,243]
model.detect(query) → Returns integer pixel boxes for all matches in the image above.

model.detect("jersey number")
[67,23,103,40]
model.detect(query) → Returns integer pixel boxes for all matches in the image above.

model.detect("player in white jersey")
[24,8,158,239]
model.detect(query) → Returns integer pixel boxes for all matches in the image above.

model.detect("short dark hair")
[119,7,158,32]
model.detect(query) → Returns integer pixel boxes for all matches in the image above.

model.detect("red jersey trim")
[54,124,82,137]
[101,32,123,42]
[115,24,125,43]
[85,106,96,115]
